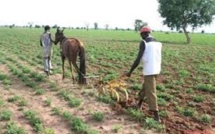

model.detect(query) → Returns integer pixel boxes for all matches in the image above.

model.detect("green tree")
[52,24,58,29]
[94,22,98,30]
[105,24,109,30]
[158,0,215,44]
[28,22,33,28]
[85,23,90,31]
[134,19,148,32]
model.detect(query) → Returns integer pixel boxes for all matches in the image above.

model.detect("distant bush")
[35,25,41,28]
[179,30,183,33]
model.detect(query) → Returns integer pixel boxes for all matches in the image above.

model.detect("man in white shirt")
[126,26,162,122]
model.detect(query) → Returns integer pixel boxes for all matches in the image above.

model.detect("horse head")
[55,27,65,44]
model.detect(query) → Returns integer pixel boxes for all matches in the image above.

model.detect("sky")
[0,0,214,33]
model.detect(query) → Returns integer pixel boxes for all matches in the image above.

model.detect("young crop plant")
[49,82,58,91]
[0,109,13,121]
[8,65,19,76]
[29,72,38,78]
[35,88,46,95]
[7,95,20,103]
[178,69,190,78]
[51,107,60,116]
[68,98,82,107]
[0,73,12,86]
[0,99,4,107]
[159,110,168,118]
[22,67,31,74]
[96,95,114,104]
[25,80,37,89]
[130,83,142,91]
[3,79,12,86]
[5,121,26,134]
[183,108,197,117]
[112,124,122,133]
[92,111,105,122]
[199,114,212,124]
[24,110,44,132]
[62,111,73,121]
[34,74,45,82]
[144,117,165,132]
[44,98,52,107]
[0,72,7,81]
[126,108,145,122]
[102,74,118,83]
[17,72,25,79]
[60,111,98,134]
[18,98,27,106]
[0,57,6,64]
[186,88,194,93]
[43,128,55,134]
[158,98,167,106]
[156,84,166,92]
[195,84,213,92]
[58,90,71,101]
[157,93,173,101]
[192,96,204,103]
[70,117,88,132]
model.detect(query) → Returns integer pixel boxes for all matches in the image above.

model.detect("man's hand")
[51,40,57,45]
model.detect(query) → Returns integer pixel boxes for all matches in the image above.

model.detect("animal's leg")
[71,60,83,84]
[71,60,80,74]
[62,55,65,80]
[68,61,75,83]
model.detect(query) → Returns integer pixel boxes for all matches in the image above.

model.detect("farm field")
[0,27,215,134]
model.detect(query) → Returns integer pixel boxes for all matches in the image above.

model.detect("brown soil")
[0,63,157,134]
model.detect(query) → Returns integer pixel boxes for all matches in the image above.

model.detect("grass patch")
[97,95,114,104]
[18,98,27,106]
[44,98,52,107]
[186,88,194,93]
[92,112,105,122]
[0,99,4,107]
[7,95,20,103]
[158,98,167,106]
[68,98,82,107]
[35,88,46,95]
[0,109,12,121]
[5,121,26,134]
[112,124,122,133]
[51,107,60,115]
[61,111,98,134]
[176,106,197,117]
[156,84,166,91]
[130,83,142,90]
[126,108,145,121]
[24,110,44,132]
[193,96,204,103]
[195,84,215,92]
[43,128,55,134]
[198,114,212,124]
[58,90,71,101]
[3,79,12,86]
[144,117,165,132]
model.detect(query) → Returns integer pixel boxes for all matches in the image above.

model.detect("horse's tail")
[79,42,86,84]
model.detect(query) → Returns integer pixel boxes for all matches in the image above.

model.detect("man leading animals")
[126,26,162,122]
[40,25,55,75]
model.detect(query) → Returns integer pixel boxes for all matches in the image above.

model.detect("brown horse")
[54,28,86,84]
